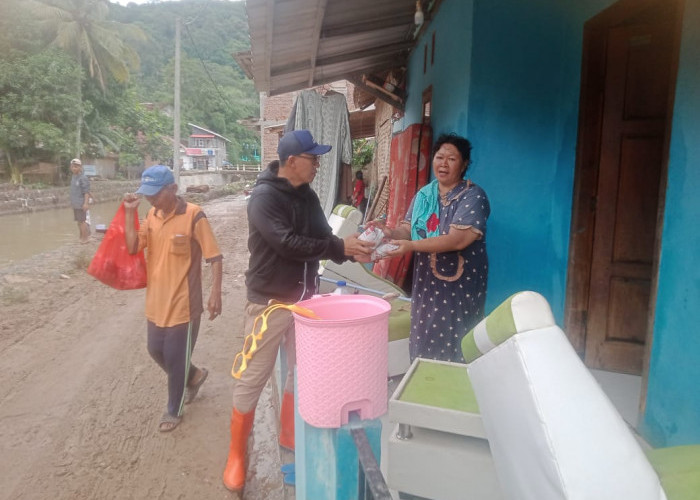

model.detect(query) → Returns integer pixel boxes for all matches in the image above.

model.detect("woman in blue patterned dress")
[383,133,490,362]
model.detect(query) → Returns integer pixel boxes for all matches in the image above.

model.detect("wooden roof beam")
[320,13,415,38]
[271,40,413,77]
[348,75,405,112]
[263,0,274,89]
[307,0,329,88]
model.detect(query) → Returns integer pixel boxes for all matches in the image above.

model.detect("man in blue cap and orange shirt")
[222,129,373,492]
[123,165,223,432]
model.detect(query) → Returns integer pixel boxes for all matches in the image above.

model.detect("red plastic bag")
[88,202,147,290]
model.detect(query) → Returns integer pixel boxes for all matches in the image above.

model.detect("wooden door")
[565,0,681,374]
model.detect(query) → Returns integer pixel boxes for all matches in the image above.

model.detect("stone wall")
[0,180,141,217]
[0,171,261,217]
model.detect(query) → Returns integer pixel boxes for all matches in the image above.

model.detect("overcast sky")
[111,0,239,5]
[112,0,176,5]
[112,0,178,5]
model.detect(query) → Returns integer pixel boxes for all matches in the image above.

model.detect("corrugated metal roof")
[188,123,232,142]
[239,0,425,96]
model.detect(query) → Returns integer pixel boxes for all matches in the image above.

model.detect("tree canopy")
[0,0,259,183]
[0,49,81,182]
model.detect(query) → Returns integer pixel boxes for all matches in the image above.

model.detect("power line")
[183,12,236,116]
[183,0,211,27]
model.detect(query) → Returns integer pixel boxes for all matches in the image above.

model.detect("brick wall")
[261,92,295,166]
[259,82,399,221]
[260,81,362,167]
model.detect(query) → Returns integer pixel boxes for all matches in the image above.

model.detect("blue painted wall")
[400,0,474,132]
[402,0,613,319]
[399,0,700,445]
[641,0,700,448]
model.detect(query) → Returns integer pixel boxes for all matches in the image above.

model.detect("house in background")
[83,155,118,179]
[184,123,230,170]
[20,155,118,184]
[239,0,700,449]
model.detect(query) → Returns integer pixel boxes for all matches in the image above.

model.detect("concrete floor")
[589,368,642,428]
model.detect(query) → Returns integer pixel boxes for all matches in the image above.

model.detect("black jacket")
[245,165,346,304]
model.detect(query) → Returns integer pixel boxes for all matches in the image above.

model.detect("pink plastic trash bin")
[293,294,391,428]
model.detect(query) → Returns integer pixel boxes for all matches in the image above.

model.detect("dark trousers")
[147,317,201,417]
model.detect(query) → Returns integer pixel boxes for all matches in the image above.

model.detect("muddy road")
[0,195,290,500]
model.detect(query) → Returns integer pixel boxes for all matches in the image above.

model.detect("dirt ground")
[0,194,292,500]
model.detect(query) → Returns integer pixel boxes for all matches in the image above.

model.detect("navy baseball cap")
[136,165,175,196]
[277,130,332,162]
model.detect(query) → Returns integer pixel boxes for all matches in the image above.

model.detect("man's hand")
[207,291,222,320]
[343,233,374,257]
[123,192,141,211]
[207,260,223,320]
[123,193,141,254]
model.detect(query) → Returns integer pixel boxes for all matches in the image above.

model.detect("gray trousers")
[232,301,296,413]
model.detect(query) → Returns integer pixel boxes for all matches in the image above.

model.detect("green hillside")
[0,0,259,184]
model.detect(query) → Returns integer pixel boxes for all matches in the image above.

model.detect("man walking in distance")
[223,130,374,492]
[69,158,91,243]
[123,165,223,432]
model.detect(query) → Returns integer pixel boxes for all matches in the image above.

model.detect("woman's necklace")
[439,179,471,205]
[439,183,457,204]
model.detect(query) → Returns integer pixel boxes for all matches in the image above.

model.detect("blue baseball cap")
[136,165,175,196]
[277,130,332,162]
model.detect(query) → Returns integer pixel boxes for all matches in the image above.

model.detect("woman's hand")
[391,227,481,255]
[382,226,396,239]
[365,219,399,239]
[385,239,413,257]
[365,218,385,230]
[353,253,372,263]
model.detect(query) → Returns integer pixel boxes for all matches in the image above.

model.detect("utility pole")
[173,17,181,186]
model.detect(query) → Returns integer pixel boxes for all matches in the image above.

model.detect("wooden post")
[173,17,181,187]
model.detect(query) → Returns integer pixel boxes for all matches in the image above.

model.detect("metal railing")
[351,427,392,500]
[349,414,392,500]
[223,164,262,172]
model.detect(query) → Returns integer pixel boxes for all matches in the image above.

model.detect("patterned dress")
[405,180,490,362]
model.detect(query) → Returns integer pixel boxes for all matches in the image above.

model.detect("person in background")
[123,165,223,432]
[351,170,367,214]
[379,133,490,363]
[222,130,373,493]
[69,158,91,243]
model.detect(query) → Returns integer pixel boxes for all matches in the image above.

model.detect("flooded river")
[0,201,148,266]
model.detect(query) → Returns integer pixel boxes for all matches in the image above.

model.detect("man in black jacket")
[223,129,373,492]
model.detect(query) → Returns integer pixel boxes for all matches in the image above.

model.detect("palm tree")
[27,0,146,156]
